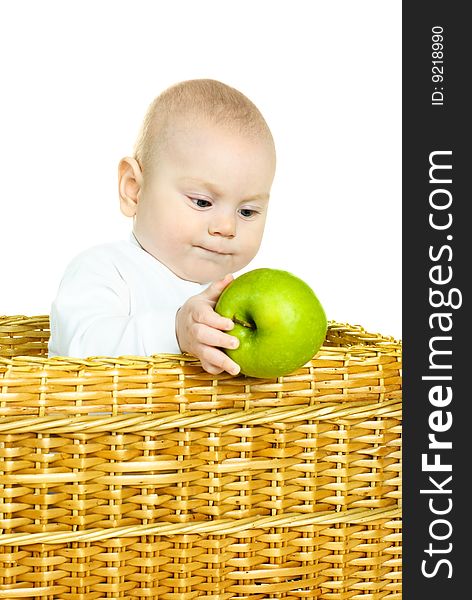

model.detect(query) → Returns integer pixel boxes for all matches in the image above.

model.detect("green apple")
[215,268,327,378]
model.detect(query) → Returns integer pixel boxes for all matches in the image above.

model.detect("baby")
[48,79,276,376]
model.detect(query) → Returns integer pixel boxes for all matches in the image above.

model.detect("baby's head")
[119,79,276,284]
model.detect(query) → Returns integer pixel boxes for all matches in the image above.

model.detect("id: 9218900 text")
[431,25,444,106]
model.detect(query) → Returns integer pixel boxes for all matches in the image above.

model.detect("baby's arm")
[176,274,241,376]
[49,251,181,358]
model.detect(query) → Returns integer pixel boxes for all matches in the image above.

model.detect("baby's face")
[133,119,276,283]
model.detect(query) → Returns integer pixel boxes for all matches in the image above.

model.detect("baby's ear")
[118,157,143,217]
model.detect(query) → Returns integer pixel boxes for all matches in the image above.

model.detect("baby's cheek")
[243,231,263,259]
[162,225,187,250]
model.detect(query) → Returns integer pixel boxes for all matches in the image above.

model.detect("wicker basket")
[0,315,402,599]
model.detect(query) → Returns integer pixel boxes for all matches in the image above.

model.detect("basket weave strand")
[0,315,402,599]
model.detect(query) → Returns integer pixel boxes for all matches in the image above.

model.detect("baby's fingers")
[194,323,239,351]
[200,345,240,377]
[194,306,234,332]
[201,274,234,304]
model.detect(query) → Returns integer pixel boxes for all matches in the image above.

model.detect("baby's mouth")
[195,245,231,256]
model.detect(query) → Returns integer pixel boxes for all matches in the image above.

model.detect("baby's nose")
[209,214,236,237]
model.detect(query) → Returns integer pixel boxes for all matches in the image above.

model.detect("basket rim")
[0,315,401,370]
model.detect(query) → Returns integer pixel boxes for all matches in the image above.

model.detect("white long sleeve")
[48,235,206,358]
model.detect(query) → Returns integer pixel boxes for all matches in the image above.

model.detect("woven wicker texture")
[0,315,402,599]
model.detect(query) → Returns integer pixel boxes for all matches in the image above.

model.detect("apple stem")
[233,315,256,330]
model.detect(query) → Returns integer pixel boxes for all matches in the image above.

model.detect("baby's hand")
[175,274,241,376]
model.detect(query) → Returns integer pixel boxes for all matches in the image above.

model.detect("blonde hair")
[133,79,275,174]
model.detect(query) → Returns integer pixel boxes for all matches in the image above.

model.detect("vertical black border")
[403,2,467,597]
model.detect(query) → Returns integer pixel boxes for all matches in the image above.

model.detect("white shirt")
[48,234,207,358]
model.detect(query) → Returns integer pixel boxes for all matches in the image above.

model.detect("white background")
[0,0,401,339]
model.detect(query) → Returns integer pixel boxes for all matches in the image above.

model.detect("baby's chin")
[141,244,235,284]
[179,257,242,285]
[182,265,232,285]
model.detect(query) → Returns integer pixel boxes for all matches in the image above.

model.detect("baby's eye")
[239,208,258,218]
[190,197,212,208]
